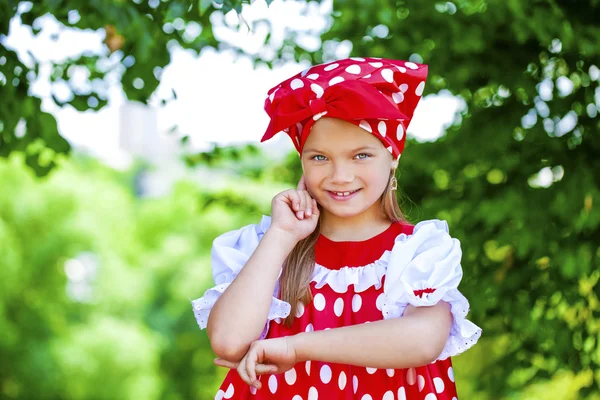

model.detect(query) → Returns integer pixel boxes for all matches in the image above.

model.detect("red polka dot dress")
[192,216,482,400]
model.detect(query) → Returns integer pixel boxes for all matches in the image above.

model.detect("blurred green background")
[1,0,599,399]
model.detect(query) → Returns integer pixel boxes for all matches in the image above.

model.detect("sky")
[3,0,464,169]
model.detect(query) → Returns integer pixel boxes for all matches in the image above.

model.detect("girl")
[192,57,482,400]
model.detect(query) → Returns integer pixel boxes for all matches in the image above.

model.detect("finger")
[236,359,252,386]
[311,199,319,217]
[297,190,306,219]
[286,190,301,212]
[296,175,306,191]
[245,347,259,385]
[214,358,239,369]
[303,190,313,217]
[256,363,278,375]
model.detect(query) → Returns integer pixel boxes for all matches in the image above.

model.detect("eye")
[355,153,372,160]
[311,155,327,161]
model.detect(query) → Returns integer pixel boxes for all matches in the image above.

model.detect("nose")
[330,162,354,184]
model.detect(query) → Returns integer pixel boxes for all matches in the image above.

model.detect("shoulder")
[213,215,272,248]
[392,219,455,244]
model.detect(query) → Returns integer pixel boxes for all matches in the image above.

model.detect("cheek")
[302,171,321,194]
[363,167,390,191]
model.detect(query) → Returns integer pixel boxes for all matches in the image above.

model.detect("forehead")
[304,118,382,150]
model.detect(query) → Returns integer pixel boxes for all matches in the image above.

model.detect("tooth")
[343,192,349,196]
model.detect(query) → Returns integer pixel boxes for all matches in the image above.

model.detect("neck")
[319,201,391,242]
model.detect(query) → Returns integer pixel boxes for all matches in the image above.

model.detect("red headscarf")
[262,57,428,159]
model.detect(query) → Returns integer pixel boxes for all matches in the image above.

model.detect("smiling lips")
[327,188,361,200]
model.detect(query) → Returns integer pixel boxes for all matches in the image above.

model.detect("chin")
[320,203,371,219]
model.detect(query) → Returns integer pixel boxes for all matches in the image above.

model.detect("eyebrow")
[303,146,379,154]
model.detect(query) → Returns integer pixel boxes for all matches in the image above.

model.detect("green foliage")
[0,153,265,399]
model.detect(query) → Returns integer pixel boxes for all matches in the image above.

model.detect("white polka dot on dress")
[292,395,302,400]
[320,364,332,384]
[398,387,407,400]
[352,294,362,312]
[369,62,383,68]
[386,368,395,377]
[353,375,358,394]
[305,360,311,376]
[406,368,416,385]
[334,298,344,316]
[383,390,394,400]
[268,375,278,394]
[224,383,234,399]
[324,63,339,71]
[214,389,224,400]
[366,367,377,374]
[296,302,305,318]
[399,83,409,92]
[405,62,418,70]
[418,375,425,392]
[361,395,373,400]
[308,387,318,400]
[338,371,347,390]
[307,73,319,80]
[434,377,445,393]
[376,293,386,311]
[305,323,314,332]
[424,394,437,400]
[448,366,455,382]
[313,293,326,311]
[285,367,297,385]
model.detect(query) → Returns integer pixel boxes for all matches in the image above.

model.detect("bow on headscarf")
[261,57,428,158]
[262,80,407,152]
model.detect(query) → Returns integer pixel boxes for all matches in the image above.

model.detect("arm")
[207,228,297,362]
[213,302,454,388]
[290,302,453,368]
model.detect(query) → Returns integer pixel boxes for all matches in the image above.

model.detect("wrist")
[263,226,300,250]
[289,331,310,363]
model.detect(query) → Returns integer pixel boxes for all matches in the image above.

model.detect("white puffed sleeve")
[381,220,482,361]
[190,215,291,339]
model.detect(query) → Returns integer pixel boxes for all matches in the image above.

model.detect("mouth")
[326,189,361,201]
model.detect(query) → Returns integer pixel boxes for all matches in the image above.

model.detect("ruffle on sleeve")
[190,216,291,339]
[381,220,482,361]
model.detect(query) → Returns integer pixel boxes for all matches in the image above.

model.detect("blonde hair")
[279,168,407,327]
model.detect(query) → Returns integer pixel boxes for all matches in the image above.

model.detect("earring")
[389,176,398,191]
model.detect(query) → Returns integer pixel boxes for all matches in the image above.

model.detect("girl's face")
[300,117,395,220]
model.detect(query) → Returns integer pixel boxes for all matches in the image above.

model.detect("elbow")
[209,335,250,363]
[420,328,450,364]
[421,343,444,365]
[207,318,250,362]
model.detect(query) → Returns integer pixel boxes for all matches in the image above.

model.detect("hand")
[214,337,298,390]
[269,175,319,242]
